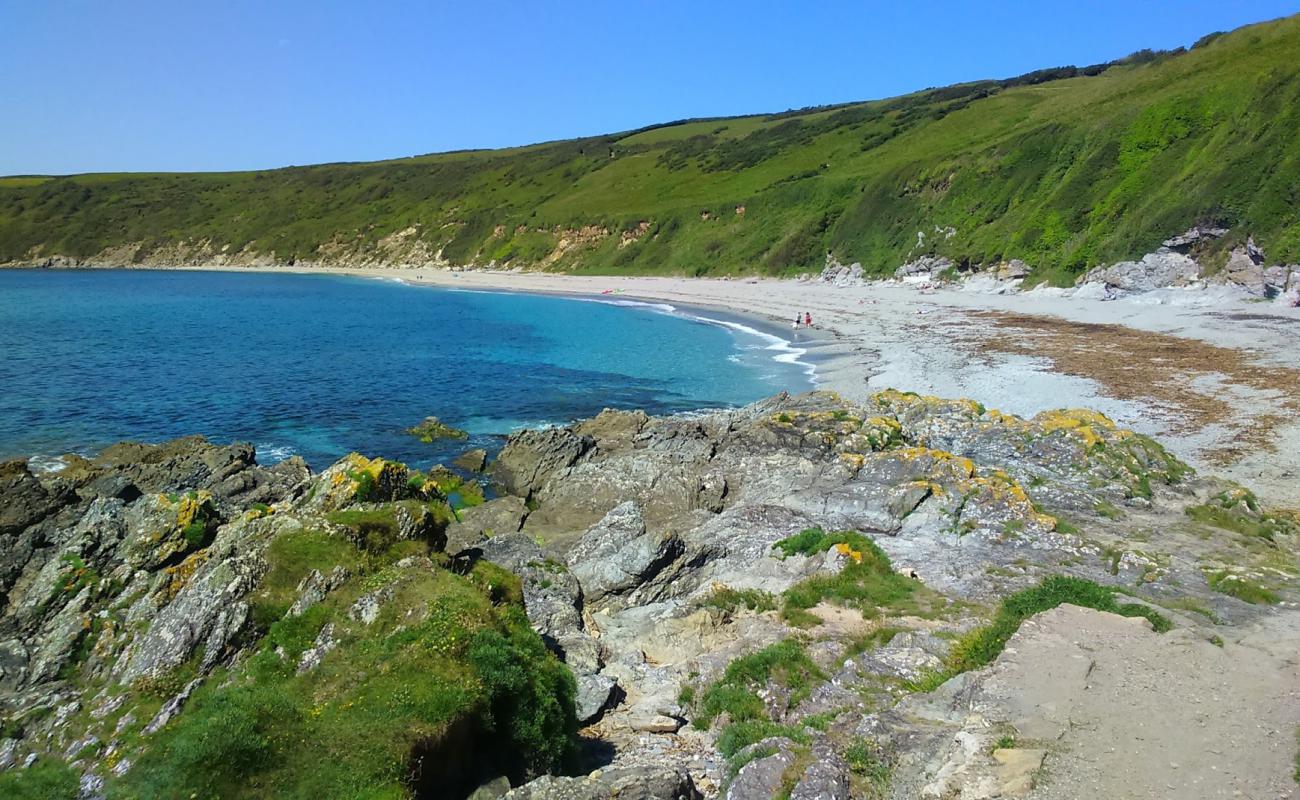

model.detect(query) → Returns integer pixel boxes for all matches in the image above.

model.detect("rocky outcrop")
[1085,249,1200,291]
[2,394,1293,798]
[407,415,469,442]
[895,256,953,279]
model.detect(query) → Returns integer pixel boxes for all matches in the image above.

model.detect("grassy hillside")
[3,16,1300,283]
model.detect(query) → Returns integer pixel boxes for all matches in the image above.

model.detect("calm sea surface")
[0,269,814,471]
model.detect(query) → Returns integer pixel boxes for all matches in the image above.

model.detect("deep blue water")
[0,269,814,471]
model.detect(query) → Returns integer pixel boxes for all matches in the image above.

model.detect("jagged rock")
[348,584,396,625]
[505,765,701,800]
[726,738,800,800]
[0,738,19,769]
[303,453,413,512]
[454,448,489,472]
[1162,225,1228,251]
[1222,240,1267,295]
[818,256,866,286]
[574,409,649,447]
[995,259,1030,280]
[493,428,592,498]
[0,459,70,535]
[296,622,337,674]
[566,502,682,605]
[287,565,350,616]
[142,678,201,734]
[446,496,529,553]
[474,532,545,572]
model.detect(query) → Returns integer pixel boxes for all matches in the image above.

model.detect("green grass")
[1205,569,1279,604]
[109,525,577,799]
[0,758,80,800]
[5,16,1300,282]
[908,576,1171,692]
[1185,500,1294,542]
[773,529,927,623]
[698,586,779,614]
[844,739,892,799]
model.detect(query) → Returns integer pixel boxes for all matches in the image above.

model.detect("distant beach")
[141,262,1300,506]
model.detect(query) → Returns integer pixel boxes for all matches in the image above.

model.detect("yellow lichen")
[159,549,210,603]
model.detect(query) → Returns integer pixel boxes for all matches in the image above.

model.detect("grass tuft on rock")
[773,528,925,624]
[908,576,1171,692]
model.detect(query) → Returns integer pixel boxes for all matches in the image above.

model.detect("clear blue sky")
[2,0,1297,175]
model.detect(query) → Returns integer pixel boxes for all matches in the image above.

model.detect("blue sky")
[2,0,1297,175]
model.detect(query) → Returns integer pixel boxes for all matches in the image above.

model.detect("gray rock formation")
[1086,248,1200,291]
[895,256,953,279]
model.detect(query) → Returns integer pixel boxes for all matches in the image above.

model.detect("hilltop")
[3,16,1300,284]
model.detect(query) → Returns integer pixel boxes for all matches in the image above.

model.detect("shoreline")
[11,263,1300,506]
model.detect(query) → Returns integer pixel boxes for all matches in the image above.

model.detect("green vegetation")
[698,586,779,614]
[691,639,824,756]
[908,576,1171,692]
[5,17,1300,282]
[844,739,892,798]
[109,522,577,799]
[994,734,1017,750]
[772,529,927,624]
[1205,569,1279,604]
[1185,488,1296,542]
[405,417,468,443]
[0,758,80,800]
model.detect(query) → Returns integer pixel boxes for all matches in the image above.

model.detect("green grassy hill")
[3,15,1300,284]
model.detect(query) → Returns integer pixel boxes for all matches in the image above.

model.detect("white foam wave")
[27,454,70,474]
[398,283,819,385]
[578,297,818,384]
[256,443,297,463]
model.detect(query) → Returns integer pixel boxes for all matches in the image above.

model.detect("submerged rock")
[407,415,469,442]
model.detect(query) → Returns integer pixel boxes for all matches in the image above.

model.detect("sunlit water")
[0,269,815,471]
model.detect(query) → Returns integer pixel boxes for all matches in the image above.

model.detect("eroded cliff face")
[1,391,1294,799]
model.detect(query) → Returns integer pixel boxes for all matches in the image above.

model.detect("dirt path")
[986,604,1300,799]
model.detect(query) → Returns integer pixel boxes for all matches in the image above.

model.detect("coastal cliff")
[2,390,1296,798]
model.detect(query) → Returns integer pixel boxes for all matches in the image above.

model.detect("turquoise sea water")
[0,269,814,471]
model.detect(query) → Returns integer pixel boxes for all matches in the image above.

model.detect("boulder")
[574,673,618,724]
[566,502,682,605]
[1222,239,1267,295]
[453,448,489,472]
[1088,249,1200,291]
[406,415,468,442]
[493,428,592,498]
[446,496,529,553]
[996,259,1030,280]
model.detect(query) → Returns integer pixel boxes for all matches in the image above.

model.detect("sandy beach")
[116,263,1300,507]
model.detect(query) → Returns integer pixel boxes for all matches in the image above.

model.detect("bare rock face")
[493,427,593,498]
[566,502,682,606]
[1162,225,1228,251]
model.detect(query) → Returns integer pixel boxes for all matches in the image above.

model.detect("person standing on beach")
[793,313,801,328]
[804,311,813,327]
